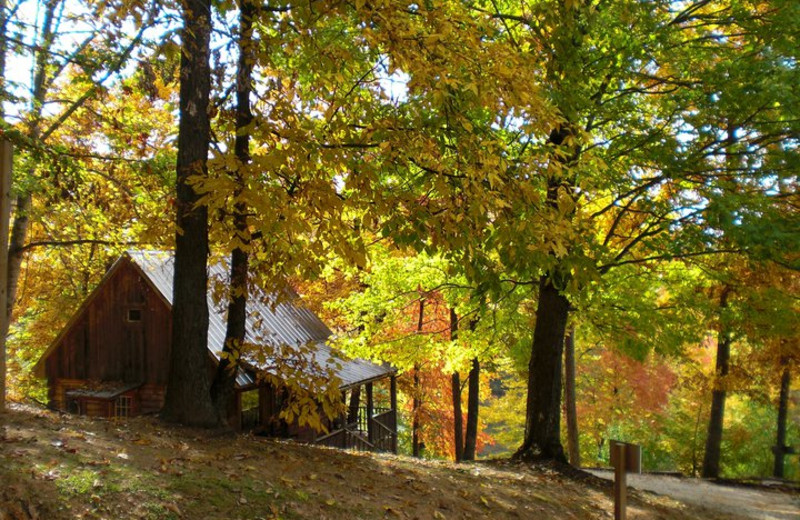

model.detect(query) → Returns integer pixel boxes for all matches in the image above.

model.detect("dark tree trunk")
[412,363,422,457]
[513,274,570,463]
[452,371,463,462]
[450,309,463,462]
[412,297,424,458]
[209,0,255,424]
[348,387,360,425]
[564,327,581,467]
[773,362,791,478]
[161,0,218,427]
[462,357,480,461]
[702,286,732,478]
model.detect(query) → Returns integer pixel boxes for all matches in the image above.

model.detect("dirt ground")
[1,403,793,519]
[588,470,799,520]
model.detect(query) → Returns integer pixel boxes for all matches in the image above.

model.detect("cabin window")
[115,395,132,418]
[127,308,142,322]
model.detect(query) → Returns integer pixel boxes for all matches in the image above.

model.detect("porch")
[315,375,398,454]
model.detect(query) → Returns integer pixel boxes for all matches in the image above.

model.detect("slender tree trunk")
[412,297,424,457]
[702,286,732,478]
[161,0,218,427]
[5,0,58,322]
[412,364,422,457]
[564,327,581,467]
[450,309,463,462]
[462,357,480,460]
[210,0,255,425]
[773,361,791,478]
[514,274,570,463]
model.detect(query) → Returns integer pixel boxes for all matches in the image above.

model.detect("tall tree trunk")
[462,357,480,461]
[513,274,570,463]
[450,309,463,462]
[773,361,791,478]
[5,0,58,322]
[564,327,581,467]
[702,286,732,478]
[161,0,218,427]
[412,297,424,457]
[210,0,255,424]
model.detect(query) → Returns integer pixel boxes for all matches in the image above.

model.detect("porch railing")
[316,407,397,453]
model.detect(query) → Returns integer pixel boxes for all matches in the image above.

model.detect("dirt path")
[587,470,799,520]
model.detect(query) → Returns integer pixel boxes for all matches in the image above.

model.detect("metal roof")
[127,251,394,389]
[65,381,143,400]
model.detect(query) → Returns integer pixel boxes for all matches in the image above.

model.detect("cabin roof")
[36,250,393,389]
[127,251,394,389]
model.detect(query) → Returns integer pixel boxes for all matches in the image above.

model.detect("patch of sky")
[376,57,409,105]
[3,0,178,123]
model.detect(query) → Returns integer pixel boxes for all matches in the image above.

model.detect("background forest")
[1,0,798,481]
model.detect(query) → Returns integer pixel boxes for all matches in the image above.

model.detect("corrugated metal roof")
[127,250,394,389]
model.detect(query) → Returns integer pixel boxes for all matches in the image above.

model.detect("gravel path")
[587,470,799,520]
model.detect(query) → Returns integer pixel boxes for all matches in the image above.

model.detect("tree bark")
[564,327,581,467]
[513,274,570,463]
[5,0,58,321]
[773,361,791,478]
[462,357,480,461]
[161,0,218,427]
[210,0,255,424]
[702,286,732,478]
[348,387,361,425]
[412,363,422,457]
[450,309,463,462]
[412,297,424,458]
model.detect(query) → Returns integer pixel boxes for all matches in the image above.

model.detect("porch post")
[366,382,374,444]
[258,385,269,427]
[339,390,347,430]
[390,374,397,453]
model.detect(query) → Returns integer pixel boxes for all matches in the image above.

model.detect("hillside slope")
[0,404,750,519]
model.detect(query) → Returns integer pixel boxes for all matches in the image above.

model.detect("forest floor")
[1,403,797,520]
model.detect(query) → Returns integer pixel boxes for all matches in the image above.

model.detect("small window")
[127,309,142,322]
[115,395,132,418]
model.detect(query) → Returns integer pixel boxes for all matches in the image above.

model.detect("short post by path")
[0,140,11,413]
[610,440,641,520]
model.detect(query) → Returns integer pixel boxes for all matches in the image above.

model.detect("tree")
[702,284,732,478]
[209,0,256,424]
[161,0,218,426]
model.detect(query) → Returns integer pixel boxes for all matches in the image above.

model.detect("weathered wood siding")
[45,261,172,409]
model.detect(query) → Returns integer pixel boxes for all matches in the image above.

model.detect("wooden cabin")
[34,251,397,453]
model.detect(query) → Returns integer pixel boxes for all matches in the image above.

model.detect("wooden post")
[0,140,11,414]
[390,374,397,453]
[612,442,627,520]
[366,382,374,444]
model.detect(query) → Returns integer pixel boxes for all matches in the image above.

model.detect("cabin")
[34,250,397,453]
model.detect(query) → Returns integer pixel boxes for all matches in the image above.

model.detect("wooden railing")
[369,409,396,452]
[316,408,397,453]
[316,426,375,451]
[241,407,259,430]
